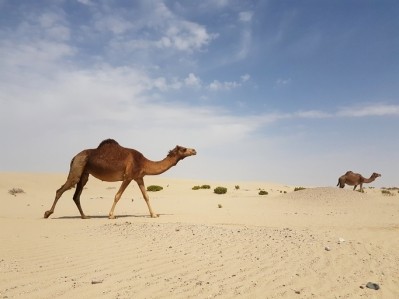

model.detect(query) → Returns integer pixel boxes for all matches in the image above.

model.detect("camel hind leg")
[72,172,90,219]
[44,151,89,218]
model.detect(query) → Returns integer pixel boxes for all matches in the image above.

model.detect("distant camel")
[337,171,381,192]
[44,139,196,219]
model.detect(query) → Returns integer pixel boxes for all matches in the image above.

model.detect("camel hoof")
[81,215,90,219]
[151,214,159,218]
[108,215,116,219]
[44,211,53,218]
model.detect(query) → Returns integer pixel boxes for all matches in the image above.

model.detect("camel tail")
[65,150,90,187]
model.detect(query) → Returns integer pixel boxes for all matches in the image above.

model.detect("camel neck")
[364,176,376,183]
[143,156,180,176]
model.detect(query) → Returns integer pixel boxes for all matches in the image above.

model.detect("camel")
[44,139,196,219]
[337,171,381,192]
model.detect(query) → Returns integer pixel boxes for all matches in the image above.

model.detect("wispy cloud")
[100,2,217,54]
[239,11,253,23]
[275,78,292,86]
[338,104,399,117]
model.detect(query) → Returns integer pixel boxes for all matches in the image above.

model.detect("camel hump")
[98,139,119,148]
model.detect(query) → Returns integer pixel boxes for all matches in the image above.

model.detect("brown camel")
[337,171,381,192]
[44,139,196,219]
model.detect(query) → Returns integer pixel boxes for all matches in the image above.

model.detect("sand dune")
[1,172,398,298]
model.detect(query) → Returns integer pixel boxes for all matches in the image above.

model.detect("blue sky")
[1,0,398,187]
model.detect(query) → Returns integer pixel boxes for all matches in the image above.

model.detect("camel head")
[168,145,197,160]
[372,172,381,179]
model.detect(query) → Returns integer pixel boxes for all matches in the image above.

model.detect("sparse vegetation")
[218,204,223,208]
[147,185,163,192]
[235,185,240,190]
[258,190,268,195]
[192,185,211,190]
[8,188,25,196]
[381,190,394,196]
[294,187,306,192]
[214,186,227,194]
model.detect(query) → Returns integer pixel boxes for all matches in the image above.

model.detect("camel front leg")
[136,178,158,218]
[44,177,79,218]
[108,180,131,219]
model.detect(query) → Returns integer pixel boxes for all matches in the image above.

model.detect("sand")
[0,172,398,298]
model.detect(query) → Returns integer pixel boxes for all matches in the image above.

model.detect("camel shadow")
[52,213,172,220]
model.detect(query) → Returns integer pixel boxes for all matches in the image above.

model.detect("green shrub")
[214,186,227,194]
[192,185,211,190]
[381,190,393,196]
[8,188,25,196]
[147,185,163,192]
[235,185,240,190]
[258,190,268,195]
[294,187,306,192]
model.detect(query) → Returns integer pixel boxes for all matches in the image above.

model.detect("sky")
[0,0,398,187]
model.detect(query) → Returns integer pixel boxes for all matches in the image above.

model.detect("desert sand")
[0,172,398,298]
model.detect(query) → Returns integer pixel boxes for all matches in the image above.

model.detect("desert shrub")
[218,204,223,208]
[294,187,306,192]
[147,185,163,192]
[192,185,211,190]
[235,185,240,190]
[258,190,268,195]
[214,186,227,194]
[381,190,394,196]
[8,188,25,196]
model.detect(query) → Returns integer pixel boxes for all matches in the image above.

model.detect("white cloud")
[208,80,240,91]
[94,15,134,35]
[241,74,250,82]
[163,21,216,52]
[338,104,399,117]
[184,73,201,87]
[77,0,92,5]
[100,1,217,54]
[295,110,332,118]
[276,78,292,86]
[239,11,253,23]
